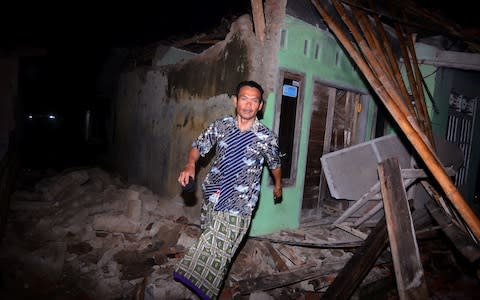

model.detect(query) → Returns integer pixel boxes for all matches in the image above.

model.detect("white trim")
[407,43,480,71]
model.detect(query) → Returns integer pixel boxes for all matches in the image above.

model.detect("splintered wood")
[379,158,429,300]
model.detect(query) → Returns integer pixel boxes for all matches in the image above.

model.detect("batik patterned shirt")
[193,115,281,216]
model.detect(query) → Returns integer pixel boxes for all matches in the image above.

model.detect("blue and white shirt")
[193,116,281,216]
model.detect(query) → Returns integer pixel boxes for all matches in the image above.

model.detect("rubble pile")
[1,167,190,299]
[0,167,390,299]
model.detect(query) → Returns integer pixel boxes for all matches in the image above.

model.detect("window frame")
[273,69,306,186]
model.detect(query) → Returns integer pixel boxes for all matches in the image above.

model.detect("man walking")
[174,80,282,299]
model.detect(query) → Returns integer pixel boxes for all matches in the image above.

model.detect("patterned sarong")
[174,202,251,299]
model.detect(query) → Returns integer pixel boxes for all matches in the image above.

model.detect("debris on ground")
[0,167,478,299]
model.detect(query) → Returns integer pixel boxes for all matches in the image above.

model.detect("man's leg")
[174,208,250,299]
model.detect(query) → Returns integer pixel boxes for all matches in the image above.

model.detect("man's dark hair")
[235,80,264,102]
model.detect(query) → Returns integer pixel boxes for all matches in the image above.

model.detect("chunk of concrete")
[93,214,140,234]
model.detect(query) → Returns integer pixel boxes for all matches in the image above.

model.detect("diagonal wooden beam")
[394,24,431,139]
[330,0,417,126]
[250,0,266,42]
[366,0,416,116]
[404,30,435,145]
[310,0,480,240]
[322,216,389,300]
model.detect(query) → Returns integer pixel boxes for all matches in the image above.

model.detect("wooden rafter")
[310,0,480,240]
[251,0,266,42]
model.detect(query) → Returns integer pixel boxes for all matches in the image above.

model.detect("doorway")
[301,81,363,221]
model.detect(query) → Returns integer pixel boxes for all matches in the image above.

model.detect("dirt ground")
[0,167,479,299]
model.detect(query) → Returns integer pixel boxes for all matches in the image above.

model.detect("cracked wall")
[110,13,274,213]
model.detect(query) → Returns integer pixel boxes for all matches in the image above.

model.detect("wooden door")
[302,81,362,220]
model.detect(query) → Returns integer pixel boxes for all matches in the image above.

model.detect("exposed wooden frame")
[251,0,266,42]
[274,70,305,186]
[311,0,480,240]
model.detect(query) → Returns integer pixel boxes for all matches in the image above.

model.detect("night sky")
[416,0,479,28]
[5,2,252,106]
[1,2,252,47]
[2,2,250,96]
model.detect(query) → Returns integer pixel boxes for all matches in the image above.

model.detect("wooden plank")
[304,171,321,177]
[276,245,305,266]
[264,242,290,272]
[322,216,389,300]
[379,158,429,300]
[353,178,416,227]
[335,223,368,240]
[302,191,320,200]
[406,30,434,144]
[401,167,455,179]
[332,182,381,225]
[302,81,330,210]
[333,174,419,226]
[250,0,266,42]
[239,262,346,294]
[303,177,321,186]
[322,87,337,154]
[426,200,480,263]
[421,179,458,222]
[250,236,363,249]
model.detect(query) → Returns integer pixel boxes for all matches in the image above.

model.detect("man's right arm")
[178,147,200,186]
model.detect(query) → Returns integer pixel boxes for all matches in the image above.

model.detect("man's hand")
[273,185,282,204]
[271,168,282,203]
[178,163,195,187]
[178,148,200,187]
[273,185,282,199]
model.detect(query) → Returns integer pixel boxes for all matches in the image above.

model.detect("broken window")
[302,82,364,219]
[274,71,304,186]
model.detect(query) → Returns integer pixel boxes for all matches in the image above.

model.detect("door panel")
[302,83,329,210]
[302,82,363,216]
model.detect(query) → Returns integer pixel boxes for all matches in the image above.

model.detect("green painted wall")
[250,15,369,236]
[431,68,453,135]
[250,92,302,236]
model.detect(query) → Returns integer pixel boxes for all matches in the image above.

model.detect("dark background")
[1,1,478,170]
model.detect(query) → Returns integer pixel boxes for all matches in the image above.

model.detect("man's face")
[234,86,263,121]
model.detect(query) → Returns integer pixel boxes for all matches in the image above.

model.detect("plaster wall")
[111,14,275,206]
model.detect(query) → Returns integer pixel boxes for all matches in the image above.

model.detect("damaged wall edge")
[110,5,286,219]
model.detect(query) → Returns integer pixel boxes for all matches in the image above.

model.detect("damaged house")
[111,0,480,236]
[1,0,480,299]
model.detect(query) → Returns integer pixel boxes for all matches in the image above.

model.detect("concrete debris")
[0,167,394,299]
[93,214,141,234]
[248,291,275,300]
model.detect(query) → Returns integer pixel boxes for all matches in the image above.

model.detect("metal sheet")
[321,134,412,200]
